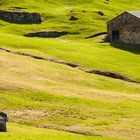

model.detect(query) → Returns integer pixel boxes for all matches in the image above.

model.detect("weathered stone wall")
[24,31,68,38]
[0,10,42,24]
[107,12,140,45]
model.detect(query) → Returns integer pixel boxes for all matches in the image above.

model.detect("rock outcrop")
[0,10,42,24]
[24,31,68,38]
[95,11,105,16]
[69,16,78,21]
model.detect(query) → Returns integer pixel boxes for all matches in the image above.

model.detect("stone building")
[107,11,140,45]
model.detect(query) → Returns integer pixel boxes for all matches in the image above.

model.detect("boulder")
[69,16,78,21]
[95,11,105,16]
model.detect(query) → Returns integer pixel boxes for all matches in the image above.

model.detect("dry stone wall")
[0,10,42,24]
[24,31,68,38]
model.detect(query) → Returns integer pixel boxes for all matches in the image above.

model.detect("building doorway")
[112,30,120,42]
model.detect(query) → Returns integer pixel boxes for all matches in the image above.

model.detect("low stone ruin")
[24,31,68,38]
[0,112,8,132]
[0,10,42,24]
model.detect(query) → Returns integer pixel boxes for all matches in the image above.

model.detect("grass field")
[0,0,140,140]
[0,123,124,140]
[0,52,140,139]
[0,0,140,81]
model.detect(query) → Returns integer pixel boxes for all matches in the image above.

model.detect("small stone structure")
[107,11,140,45]
[24,31,68,38]
[0,10,42,24]
[0,112,8,132]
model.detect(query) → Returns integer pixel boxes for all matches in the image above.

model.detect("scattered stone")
[0,10,42,24]
[0,112,8,132]
[95,11,105,16]
[69,16,78,21]
[24,31,69,38]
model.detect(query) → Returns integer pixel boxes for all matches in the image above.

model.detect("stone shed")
[107,11,140,45]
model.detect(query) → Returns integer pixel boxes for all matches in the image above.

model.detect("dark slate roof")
[128,11,140,18]
[107,11,140,23]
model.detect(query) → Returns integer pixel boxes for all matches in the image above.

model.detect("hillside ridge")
[0,47,138,83]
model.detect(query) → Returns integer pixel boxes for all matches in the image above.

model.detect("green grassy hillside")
[0,51,140,140]
[0,0,140,81]
[0,123,124,140]
[0,0,140,140]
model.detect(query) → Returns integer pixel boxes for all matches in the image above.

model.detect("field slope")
[0,123,124,140]
[0,0,140,140]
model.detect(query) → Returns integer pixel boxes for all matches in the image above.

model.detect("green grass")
[0,52,140,139]
[0,0,140,81]
[0,123,123,140]
[0,0,140,140]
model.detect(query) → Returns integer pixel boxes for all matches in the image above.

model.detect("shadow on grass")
[110,43,140,55]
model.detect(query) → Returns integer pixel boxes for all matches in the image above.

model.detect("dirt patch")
[0,82,20,91]
[8,110,51,120]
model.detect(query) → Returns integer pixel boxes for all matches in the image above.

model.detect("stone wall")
[24,31,68,38]
[0,10,42,24]
[107,12,140,45]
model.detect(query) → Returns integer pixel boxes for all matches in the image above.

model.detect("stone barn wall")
[107,12,140,45]
[0,10,42,24]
